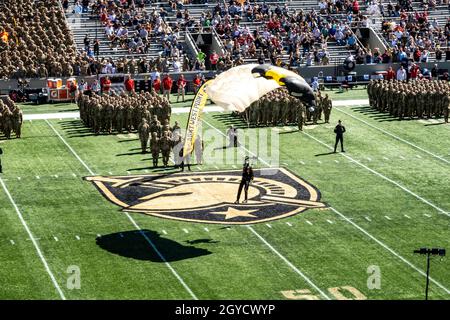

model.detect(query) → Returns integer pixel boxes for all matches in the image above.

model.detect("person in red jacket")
[101,76,111,95]
[386,66,396,80]
[124,75,135,94]
[192,74,202,94]
[410,63,420,79]
[352,0,360,14]
[176,74,187,103]
[153,76,161,93]
[209,50,219,70]
[162,73,173,102]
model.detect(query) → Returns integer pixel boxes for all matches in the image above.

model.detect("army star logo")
[84,168,326,225]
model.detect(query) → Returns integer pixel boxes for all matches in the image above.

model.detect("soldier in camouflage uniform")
[160,131,172,168]
[150,132,160,168]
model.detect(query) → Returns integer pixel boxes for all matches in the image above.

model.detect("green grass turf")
[0,98,449,300]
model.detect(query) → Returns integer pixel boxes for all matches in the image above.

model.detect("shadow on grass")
[315,152,336,157]
[96,230,213,262]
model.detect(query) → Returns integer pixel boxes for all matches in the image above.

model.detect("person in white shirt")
[227,125,237,147]
[172,58,181,73]
[396,66,407,81]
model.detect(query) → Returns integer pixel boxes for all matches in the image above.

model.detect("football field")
[1,90,449,300]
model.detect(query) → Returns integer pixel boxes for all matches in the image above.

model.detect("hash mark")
[108,172,113,175]
[183,228,189,234]
[404,214,411,219]
[416,155,422,159]
[54,236,59,242]
[286,222,292,227]
[367,157,372,161]
[36,176,40,179]
[204,227,209,232]
[97,234,101,238]
[54,175,58,178]
[10,240,15,245]
[334,160,339,163]
[75,235,80,240]
[399,155,406,160]
[299,161,305,165]
[384,216,392,220]
[214,166,219,170]
[383,156,389,160]
[162,230,167,235]
[423,214,431,218]
[305,220,313,225]
[72,173,77,177]
[17,177,21,180]
[126,171,131,175]
[365,216,372,222]
[326,219,333,224]
[266,224,272,228]
[317,160,322,164]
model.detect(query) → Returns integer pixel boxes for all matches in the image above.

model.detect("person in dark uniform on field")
[0,147,3,173]
[334,120,346,153]
[235,156,254,204]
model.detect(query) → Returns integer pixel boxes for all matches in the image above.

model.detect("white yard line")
[302,131,450,218]
[335,107,450,165]
[46,120,198,300]
[330,207,450,295]
[0,177,66,300]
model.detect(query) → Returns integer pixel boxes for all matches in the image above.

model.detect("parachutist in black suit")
[251,65,316,110]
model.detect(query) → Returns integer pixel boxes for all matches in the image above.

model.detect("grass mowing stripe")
[334,107,450,165]
[202,117,331,298]
[247,226,331,300]
[0,177,66,300]
[330,207,450,295]
[45,120,198,300]
[302,131,449,217]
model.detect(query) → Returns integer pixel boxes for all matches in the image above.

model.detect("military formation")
[0,97,23,139]
[237,88,333,131]
[77,90,200,169]
[77,89,172,136]
[368,80,450,122]
[0,0,78,79]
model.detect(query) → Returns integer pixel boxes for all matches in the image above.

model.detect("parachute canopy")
[204,64,315,112]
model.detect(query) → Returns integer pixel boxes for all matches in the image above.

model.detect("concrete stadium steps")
[64,2,188,68]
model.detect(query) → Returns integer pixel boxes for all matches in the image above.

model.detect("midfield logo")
[85,168,325,225]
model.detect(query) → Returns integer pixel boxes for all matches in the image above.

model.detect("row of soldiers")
[137,118,203,169]
[237,88,333,131]
[368,79,450,122]
[0,97,23,139]
[77,90,172,135]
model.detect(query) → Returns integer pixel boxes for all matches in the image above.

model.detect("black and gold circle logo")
[85,168,325,225]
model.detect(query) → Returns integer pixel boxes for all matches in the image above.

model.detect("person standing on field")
[334,120,346,153]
